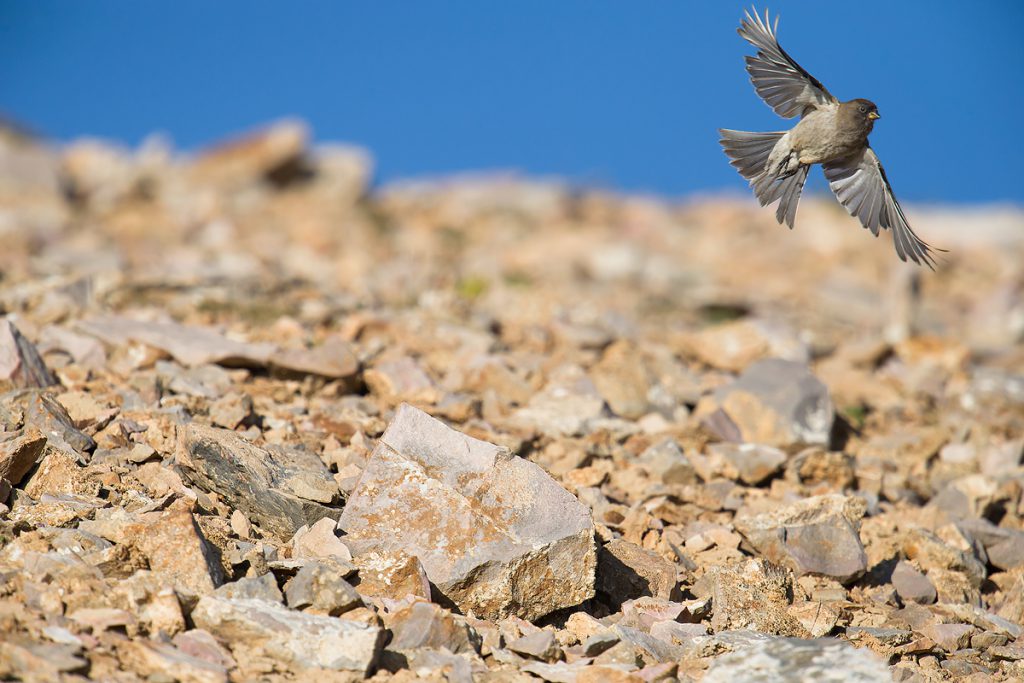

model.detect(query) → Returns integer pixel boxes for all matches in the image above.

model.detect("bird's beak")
[868,111,880,120]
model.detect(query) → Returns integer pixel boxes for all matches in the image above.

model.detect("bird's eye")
[859,106,867,113]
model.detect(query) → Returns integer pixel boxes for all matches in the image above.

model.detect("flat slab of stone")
[734,494,868,584]
[702,636,891,683]
[191,595,382,674]
[78,315,276,368]
[338,403,596,621]
[175,424,340,541]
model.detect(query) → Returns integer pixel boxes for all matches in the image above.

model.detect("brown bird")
[719,8,942,268]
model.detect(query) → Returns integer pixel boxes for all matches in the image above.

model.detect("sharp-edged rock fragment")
[508,630,562,662]
[364,356,439,405]
[636,438,696,486]
[270,338,359,381]
[702,359,834,448]
[919,623,976,653]
[189,119,309,189]
[734,494,868,584]
[510,365,606,438]
[350,548,431,601]
[678,319,809,373]
[0,317,57,390]
[596,539,679,609]
[125,508,224,597]
[702,636,891,683]
[902,527,986,589]
[706,442,787,486]
[214,574,282,603]
[891,560,937,605]
[117,640,228,683]
[176,423,340,541]
[0,428,47,485]
[707,560,807,636]
[192,595,383,674]
[78,315,276,368]
[14,390,96,457]
[290,517,352,563]
[284,563,361,616]
[386,600,480,655]
[338,403,596,621]
[589,340,652,419]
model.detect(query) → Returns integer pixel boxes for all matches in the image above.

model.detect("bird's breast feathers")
[790,106,866,165]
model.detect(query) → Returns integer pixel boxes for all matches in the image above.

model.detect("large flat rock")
[338,403,596,621]
[191,596,382,674]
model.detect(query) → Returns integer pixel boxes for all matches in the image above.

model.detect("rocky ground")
[0,119,1022,682]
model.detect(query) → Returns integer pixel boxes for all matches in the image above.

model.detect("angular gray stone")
[387,601,480,655]
[902,527,986,589]
[707,560,806,637]
[637,438,696,486]
[620,596,710,632]
[920,622,976,652]
[191,596,383,674]
[891,560,937,605]
[214,574,282,603]
[118,640,228,683]
[508,630,561,662]
[175,424,340,541]
[510,366,606,438]
[338,404,596,621]
[270,338,359,381]
[707,442,787,485]
[957,518,1024,571]
[3,390,96,457]
[78,315,276,368]
[702,637,891,683]
[734,494,868,584]
[0,318,56,390]
[0,428,47,485]
[649,621,708,647]
[614,624,684,664]
[705,359,834,448]
[596,539,678,609]
[284,563,361,616]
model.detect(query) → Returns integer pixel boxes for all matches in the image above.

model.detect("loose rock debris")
[0,120,1022,680]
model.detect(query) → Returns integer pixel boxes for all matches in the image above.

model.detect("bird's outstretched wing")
[823,147,942,269]
[739,8,837,118]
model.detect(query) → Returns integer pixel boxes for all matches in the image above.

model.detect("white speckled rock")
[191,596,383,674]
[702,636,890,683]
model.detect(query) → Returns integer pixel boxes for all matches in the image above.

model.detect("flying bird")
[719,8,942,268]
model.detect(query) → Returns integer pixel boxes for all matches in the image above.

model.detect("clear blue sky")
[2,1,1022,203]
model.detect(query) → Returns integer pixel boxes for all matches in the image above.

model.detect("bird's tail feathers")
[719,129,808,228]
[718,129,785,180]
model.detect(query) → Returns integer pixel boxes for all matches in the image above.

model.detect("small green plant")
[842,404,867,429]
[456,275,489,300]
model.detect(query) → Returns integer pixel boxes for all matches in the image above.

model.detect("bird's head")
[844,98,880,126]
